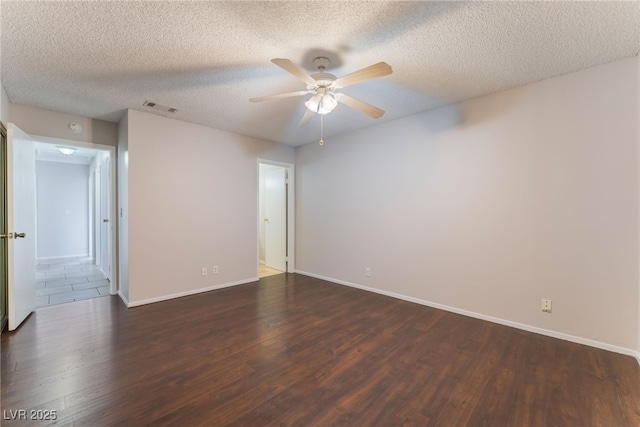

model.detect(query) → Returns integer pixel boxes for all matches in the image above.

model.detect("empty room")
[1,1,639,426]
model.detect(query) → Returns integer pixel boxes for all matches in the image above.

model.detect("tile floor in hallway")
[36,256,110,308]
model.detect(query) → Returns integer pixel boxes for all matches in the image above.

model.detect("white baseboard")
[36,254,90,261]
[127,277,259,308]
[295,270,637,359]
[118,290,130,307]
[636,351,640,366]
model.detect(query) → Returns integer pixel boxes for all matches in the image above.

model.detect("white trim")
[295,270,638,358]
[108,152,117,296]
[636,351,640,366]
[126,277,258,308]
[118,290,129,307]
[28,134,115,152]
[36,253,90,260]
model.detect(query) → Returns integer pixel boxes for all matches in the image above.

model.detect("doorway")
[34,139,116,308]
[258,161,294,278]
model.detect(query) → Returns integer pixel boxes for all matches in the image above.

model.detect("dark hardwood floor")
[2,273,639,426]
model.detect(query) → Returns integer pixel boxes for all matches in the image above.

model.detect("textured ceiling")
[2,1,639,146]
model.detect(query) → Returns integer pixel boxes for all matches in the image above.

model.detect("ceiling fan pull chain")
[319,115,324,145]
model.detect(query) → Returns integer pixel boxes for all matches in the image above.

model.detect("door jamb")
[0,122,7,333]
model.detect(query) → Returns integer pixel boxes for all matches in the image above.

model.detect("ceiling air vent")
[143,100,178,113]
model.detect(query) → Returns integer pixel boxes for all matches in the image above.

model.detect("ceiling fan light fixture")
[305,93,337,115]
[250,57,392,124]
[304,94,322,113]
[321,94,337,114]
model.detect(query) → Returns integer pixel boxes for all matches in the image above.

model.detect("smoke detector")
[68,123,82,133]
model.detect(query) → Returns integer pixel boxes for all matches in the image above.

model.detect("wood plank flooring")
[1,273,639,426]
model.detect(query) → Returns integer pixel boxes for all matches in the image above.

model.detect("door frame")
[263,166,287,272]
[33,134,117,295]
[257,159,295,275]
[0,122,6,332]
[96,154,111,281]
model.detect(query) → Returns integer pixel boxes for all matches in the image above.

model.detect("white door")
[264,168,287,272]
[6,124,36,331]
[100,157,111,280]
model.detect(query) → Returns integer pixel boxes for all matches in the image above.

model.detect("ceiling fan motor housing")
[312,56,331,71]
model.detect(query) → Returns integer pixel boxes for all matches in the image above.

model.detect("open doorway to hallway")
[258,161,294,278]
[34,142,113,307]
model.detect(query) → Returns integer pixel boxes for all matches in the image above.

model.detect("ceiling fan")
[250,57,393,127]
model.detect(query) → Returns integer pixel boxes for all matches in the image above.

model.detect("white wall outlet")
[201,267,208,276]
[213,265,219,274]
[365,268,371,277]
[541,299,552,313]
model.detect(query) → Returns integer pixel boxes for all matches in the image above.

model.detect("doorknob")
[103,219,110,223]
[264,218,269,222]
[1,233,26,239]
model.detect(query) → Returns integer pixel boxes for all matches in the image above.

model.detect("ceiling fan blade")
[336,94,385,119]
[271,58,317,86]
[299,108,314,127]
[333,62,393,88]
[249,90,309,103]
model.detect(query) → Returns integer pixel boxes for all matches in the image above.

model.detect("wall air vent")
[143,100,178,113]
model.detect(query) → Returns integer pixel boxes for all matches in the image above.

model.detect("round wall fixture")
[68,122,82,133]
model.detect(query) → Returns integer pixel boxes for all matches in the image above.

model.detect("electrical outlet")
[201,267,208,276]
[213,265,219,274]
[365,268,371,277]
[541,299,552,313]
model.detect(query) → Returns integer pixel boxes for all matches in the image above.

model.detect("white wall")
[36,161,90,258]
[118,112,129,303]
[0,79,9,125]
[9,104,118,146]
[126,109,295,304]
[296,57,639,353]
